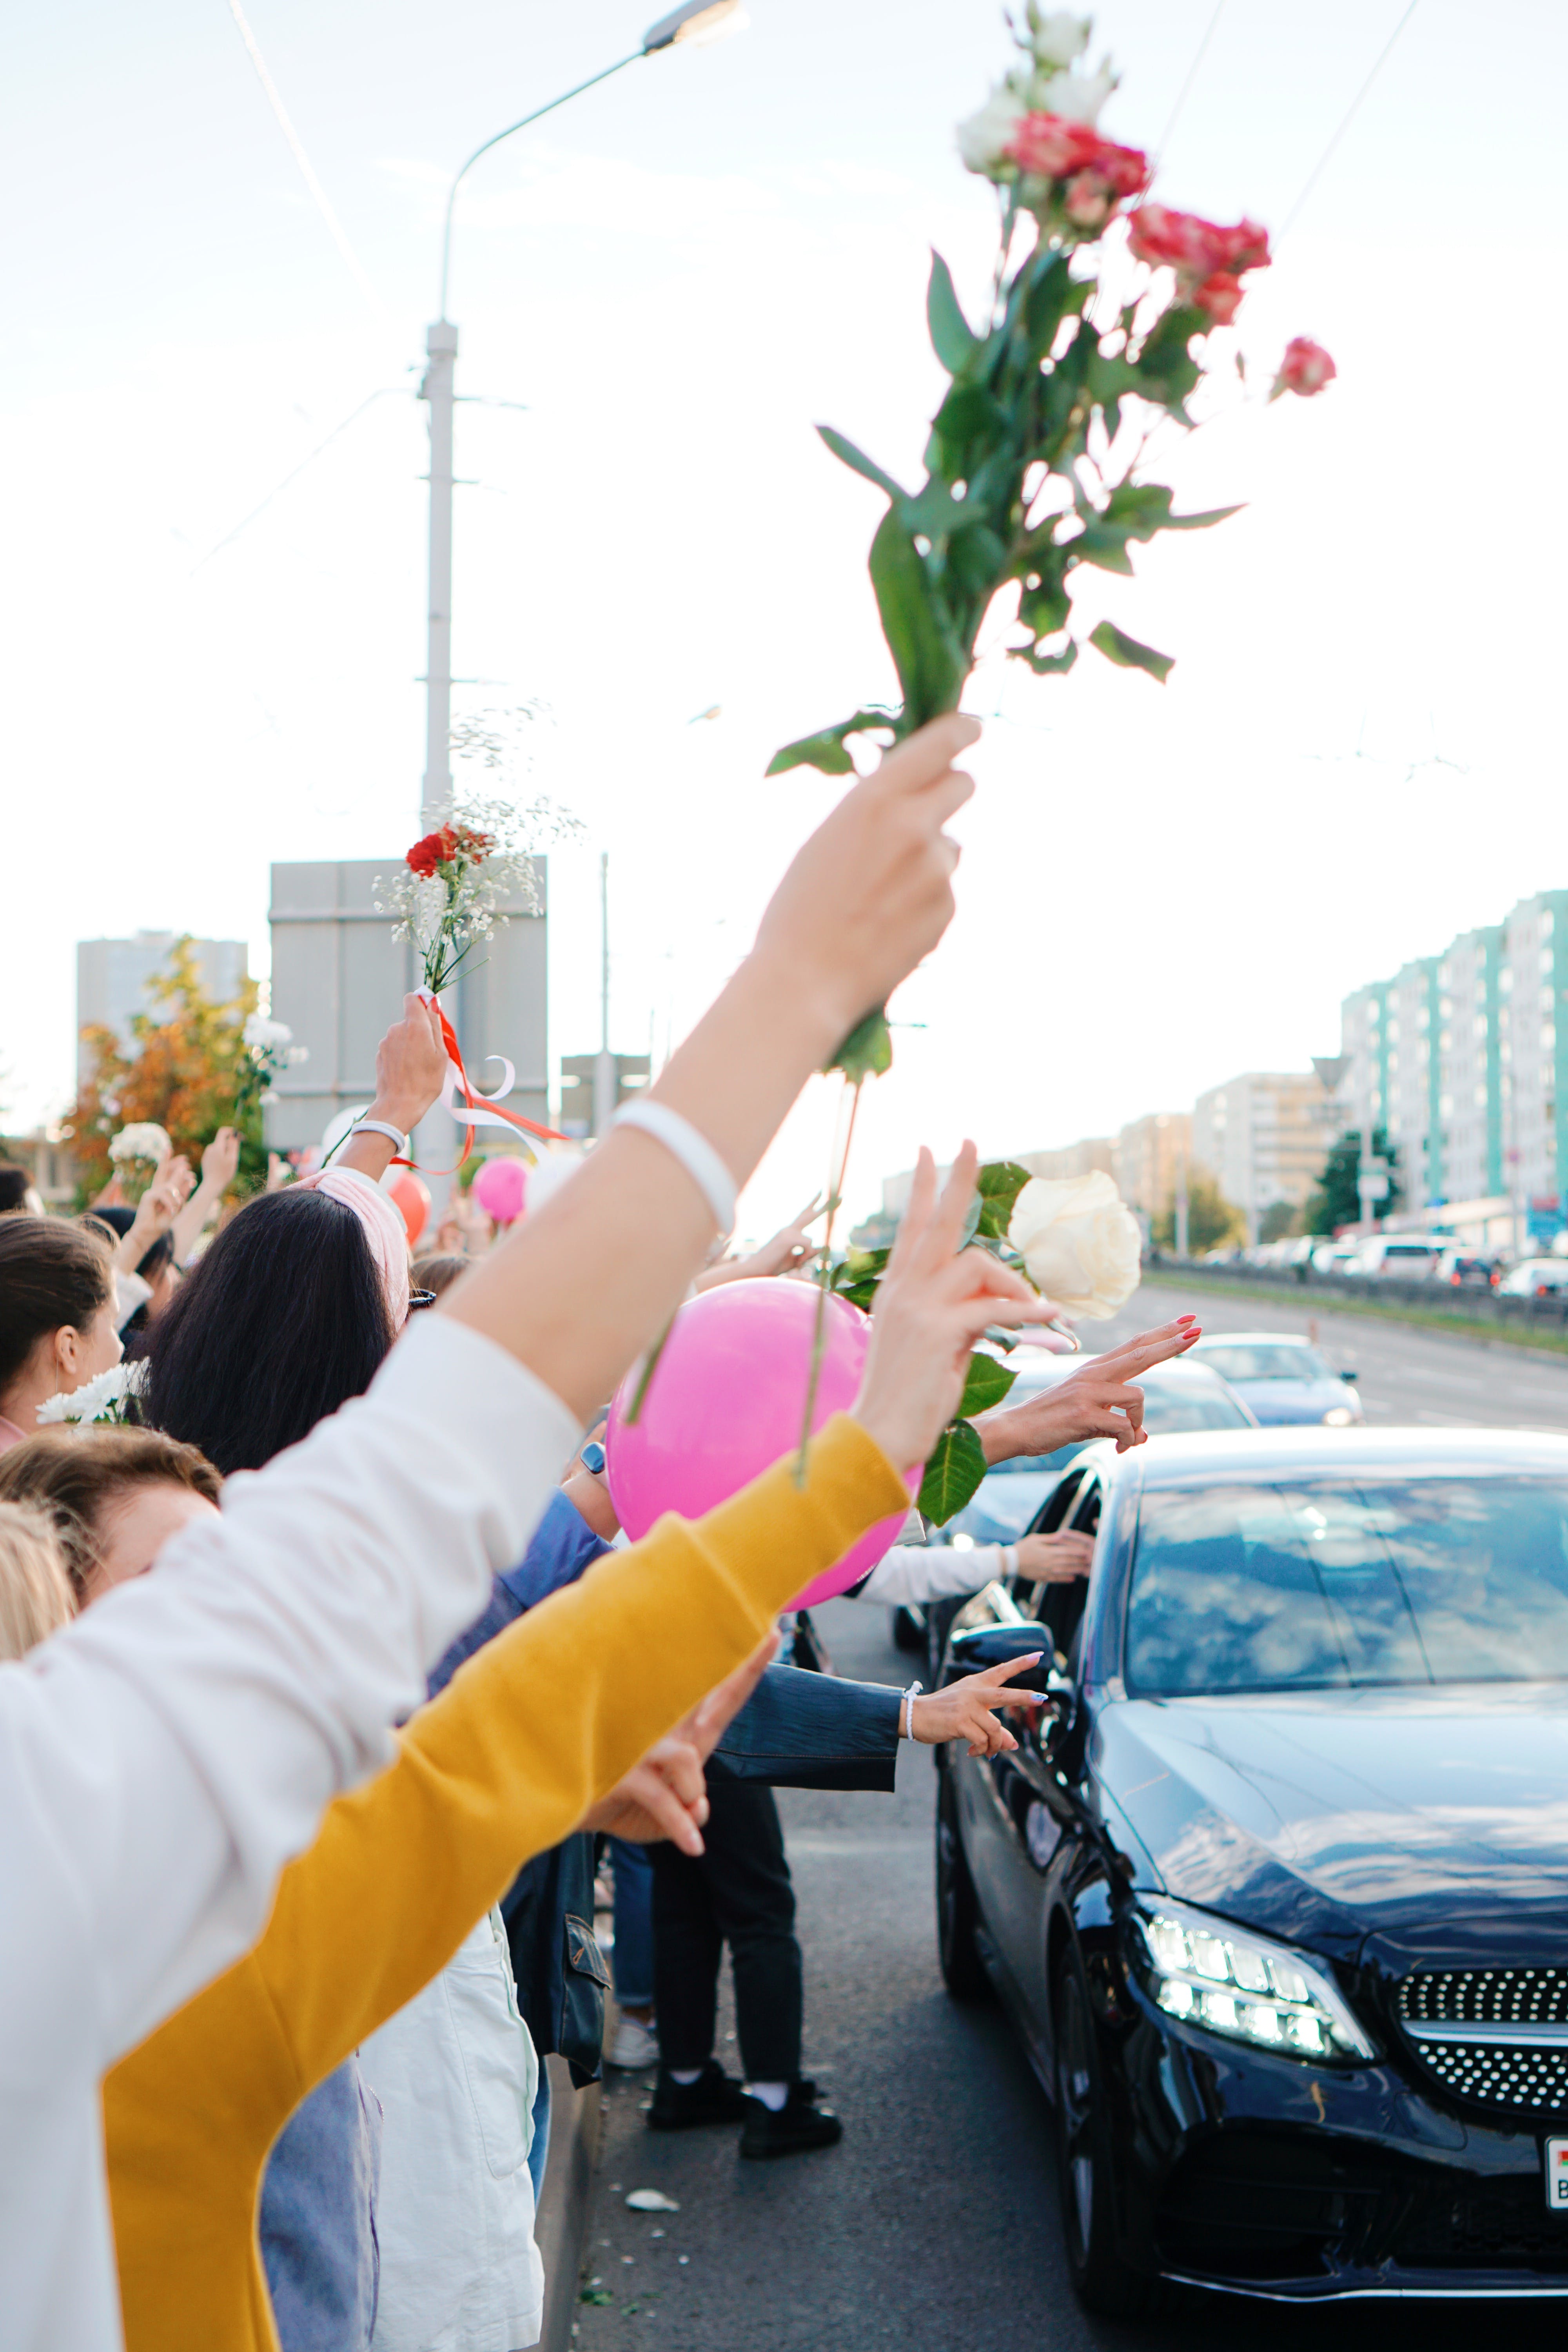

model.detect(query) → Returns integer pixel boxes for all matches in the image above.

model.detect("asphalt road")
[573,1301,1568,2350]
[1098,1277,1568,1435]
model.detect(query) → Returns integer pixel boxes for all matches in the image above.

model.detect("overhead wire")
[225,0,387,314]
[1150,0,1229,178]
[1278,0,1422,239]
[191,388,406,573]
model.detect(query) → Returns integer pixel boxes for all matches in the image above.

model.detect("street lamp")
[417,0,746,829]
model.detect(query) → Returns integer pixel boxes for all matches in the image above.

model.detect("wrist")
[363,1097,416,1139]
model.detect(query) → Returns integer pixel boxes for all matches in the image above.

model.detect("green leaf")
[1011,637,1079,677]
[959,1351,1018,1414]
[1134,303,1203,415]
[1161,501,1245,532]
[766,708,896,777]
[917,1417,989,1525]
[931,381,1009,464]
[816,425,907,503]
[927,250,978,375]
[1089,619,1173,683]
[867,510,965,728]
[828,1006,892,1082]
[1070,523,1136,576]
[974,1159,1032,1237]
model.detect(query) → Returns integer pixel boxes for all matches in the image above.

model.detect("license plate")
[1546,2140,1568,2210]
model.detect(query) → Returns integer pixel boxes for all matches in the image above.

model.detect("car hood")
[1094,1683,1568,1959]
[1228,1377,1349,1426]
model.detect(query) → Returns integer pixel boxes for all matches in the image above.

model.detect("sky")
[5,0,1568,1236]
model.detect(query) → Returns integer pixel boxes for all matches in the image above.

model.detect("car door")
[964,1471,1103,2049]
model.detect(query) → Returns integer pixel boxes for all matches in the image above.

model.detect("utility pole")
[593,852,616,1139]
[418,321,458,832]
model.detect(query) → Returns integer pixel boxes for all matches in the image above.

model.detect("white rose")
[1007,1171,1142,1320]
[956,82,1028,175]
[1036,60,1119,125]
[1026,9,1091,70]
[243,1013,294,1049]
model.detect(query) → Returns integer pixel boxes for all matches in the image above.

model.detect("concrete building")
[1015,1138,1114,1184]
[1112,1112,1191,1233]
[267,858,548,1194]
[76,932,249,1077]
[1191,1073,1339,1243]
[1339,888,1568,1243]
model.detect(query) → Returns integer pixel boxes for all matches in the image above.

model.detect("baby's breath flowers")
[376,797,577,996]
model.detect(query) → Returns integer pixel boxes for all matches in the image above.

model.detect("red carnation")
[1128,204,1270,288]
[1272,336,1337,399]
[1005,113,1149,203]
[406,829,451,878]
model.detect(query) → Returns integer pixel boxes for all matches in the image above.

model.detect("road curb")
[535,2055,602,2352]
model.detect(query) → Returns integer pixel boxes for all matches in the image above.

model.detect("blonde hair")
[0,1499,76,1660]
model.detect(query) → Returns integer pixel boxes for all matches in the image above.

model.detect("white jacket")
[0,1315,578,2352]
[363,1911,543,2352]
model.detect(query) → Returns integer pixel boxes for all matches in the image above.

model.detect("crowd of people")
[0,715,1193,2352]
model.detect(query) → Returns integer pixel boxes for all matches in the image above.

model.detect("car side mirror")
[1341,1369,1359,1382]
[944,1622,1055,1693]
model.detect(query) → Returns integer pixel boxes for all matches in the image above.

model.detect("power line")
[191,387,405,573]
[1279,0,1421,239]
[225,0,386,313]
[1151,0,1228,176]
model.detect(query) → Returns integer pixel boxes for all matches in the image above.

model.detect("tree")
[64,939,263,1207]
[1152,1170,1245,1254]
[1304,1127,1401,1235]
[1258,1200,1300,1243]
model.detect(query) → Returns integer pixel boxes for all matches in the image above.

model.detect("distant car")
[1188,1332,1363,1427]
[1435,1250,1499,1289]
[933,1356,1257,1551]
[1498,1258,1568,1298]
[1350,1237,1448,1279]
[1310,1241,1361,1276]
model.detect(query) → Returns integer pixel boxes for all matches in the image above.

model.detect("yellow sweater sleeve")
[104,1413,907,2352]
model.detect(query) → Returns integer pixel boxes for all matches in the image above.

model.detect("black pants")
[649,1778,802,2084]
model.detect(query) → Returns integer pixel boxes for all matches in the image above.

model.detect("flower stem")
[794,1074,864,1486]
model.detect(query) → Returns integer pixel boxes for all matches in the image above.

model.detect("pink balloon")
[472,1156,528,1224]
[388,1171,430,1248]
[606,1278,915,1610]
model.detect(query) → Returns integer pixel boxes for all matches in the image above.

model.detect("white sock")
[748,2080,788,2112]
[669,2068,703,2086]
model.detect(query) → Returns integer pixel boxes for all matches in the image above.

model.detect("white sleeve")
[114,1269,152,1330]
[851,1543,1007,1607]
[0,1313,579,2068]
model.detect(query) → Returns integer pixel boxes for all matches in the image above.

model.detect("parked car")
[935,1425,1568,2309]
[1498,1259,1568,1298]
[1187,1331,1363,1426]
[1310,1241,1360,1276]
[1435,1250,1500,1289]
[1349,1236,1448,1279]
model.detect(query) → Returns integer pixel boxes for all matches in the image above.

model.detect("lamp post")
[417,0,745,829]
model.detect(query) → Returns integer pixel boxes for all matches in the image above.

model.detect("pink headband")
[298,1167,412,1329]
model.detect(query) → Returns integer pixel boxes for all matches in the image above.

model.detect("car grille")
[1399,1969,1568,2117]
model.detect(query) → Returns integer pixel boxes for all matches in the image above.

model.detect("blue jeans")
[608,1837,655,2010]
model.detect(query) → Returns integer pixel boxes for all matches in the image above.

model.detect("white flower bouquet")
[35,1361,148,1428]
[108,1123,172,1170]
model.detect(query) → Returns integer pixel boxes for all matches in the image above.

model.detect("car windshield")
[1125,1478,1568,1695]
[1197,1344,1333,1383]
[989,1378,1249,1474]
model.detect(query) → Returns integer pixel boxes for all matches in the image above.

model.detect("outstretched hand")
[974,1315,1202,1464]
[694,1199,824,1290]
[577,1632,780,1853]
[908,1652,1045,1757]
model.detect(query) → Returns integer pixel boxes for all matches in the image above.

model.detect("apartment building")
[1112,1112,1191,1230]
[1191,1073,1340,1241]
[1340,889,1568,1232]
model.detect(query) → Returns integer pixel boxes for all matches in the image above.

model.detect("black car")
[934,1425,1568,2307]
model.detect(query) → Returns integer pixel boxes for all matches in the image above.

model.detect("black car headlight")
[1130,1897,1374,2062]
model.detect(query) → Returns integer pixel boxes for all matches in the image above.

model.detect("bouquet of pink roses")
[773,5,1334,1080]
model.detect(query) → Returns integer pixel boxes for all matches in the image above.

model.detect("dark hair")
[137,1187,395,1474]
[0,1219,114,1396]
[0,1427,222,1601]
[0,1166,36,1216]
[89,1204,174,1281]
[410,1253,468,1299]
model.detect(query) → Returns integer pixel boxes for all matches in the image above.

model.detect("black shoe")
[739,2085,844,2160]
[646,2061,750,2131]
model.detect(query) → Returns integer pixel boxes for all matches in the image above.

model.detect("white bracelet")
[351,1118,408,1151]
[902,1680,924,1739]
[1001,1544,1020,1579]
[612,1101,736,1236]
